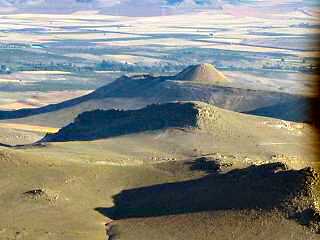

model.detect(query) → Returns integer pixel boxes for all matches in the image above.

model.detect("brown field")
[0,123,59,133]
[0,90,92,110]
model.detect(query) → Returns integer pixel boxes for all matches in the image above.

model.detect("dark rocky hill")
[42,102,218,142]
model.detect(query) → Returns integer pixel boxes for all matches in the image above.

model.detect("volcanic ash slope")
[174,63,230,84]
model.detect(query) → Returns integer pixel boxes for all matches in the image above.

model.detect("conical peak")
[174,63,229,83]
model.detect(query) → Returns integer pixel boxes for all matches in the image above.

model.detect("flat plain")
[0,7,318,111]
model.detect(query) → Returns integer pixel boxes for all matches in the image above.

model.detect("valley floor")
[0,118,319,239]
[0,145,319,240]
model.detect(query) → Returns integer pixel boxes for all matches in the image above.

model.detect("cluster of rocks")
[23,188,59,203]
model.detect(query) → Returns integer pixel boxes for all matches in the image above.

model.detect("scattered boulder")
[24,189,46,200]
[189,157,227,173]
[23,188,59,203]
[296,208,320,233]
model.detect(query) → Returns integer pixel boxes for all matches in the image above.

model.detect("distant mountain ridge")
[0,64,312,125]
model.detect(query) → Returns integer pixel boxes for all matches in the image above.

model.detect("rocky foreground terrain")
[0,100,319,240]
[0,63,318,239]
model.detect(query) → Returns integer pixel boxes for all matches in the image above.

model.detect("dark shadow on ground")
[185,156,233,174]
[245,98,313,123]
[0,143,13,148]
[95,162,317,222]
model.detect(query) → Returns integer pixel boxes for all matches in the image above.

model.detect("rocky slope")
[104,163,320,240]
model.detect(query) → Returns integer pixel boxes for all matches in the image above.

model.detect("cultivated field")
[0,8,318,109]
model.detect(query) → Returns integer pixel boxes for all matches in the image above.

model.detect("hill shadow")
[245,98,313,123]
[185,156,233,174]
[95,162,317,222]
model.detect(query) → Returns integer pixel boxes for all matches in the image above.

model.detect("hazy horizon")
[0,0,319,16]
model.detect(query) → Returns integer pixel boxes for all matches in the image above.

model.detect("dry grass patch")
[0,123,59,134]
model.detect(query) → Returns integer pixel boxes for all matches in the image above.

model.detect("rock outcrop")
[42,102,220,142]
